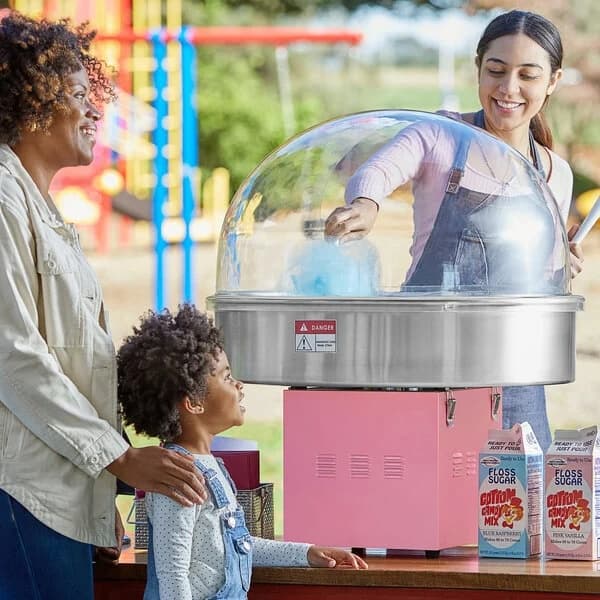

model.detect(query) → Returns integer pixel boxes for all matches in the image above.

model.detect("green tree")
[192,0,462,16]
[184,1,327,190]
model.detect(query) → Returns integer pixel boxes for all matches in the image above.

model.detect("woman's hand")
[307,545,369,569]
[94,506,125,565]
[107,446,207,506]
[568,224,584,278]
[324,198,378,243]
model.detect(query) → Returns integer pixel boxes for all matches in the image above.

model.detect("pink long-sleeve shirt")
[344,116,573,279]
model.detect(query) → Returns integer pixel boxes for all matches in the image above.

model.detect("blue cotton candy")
[287,239,380,296]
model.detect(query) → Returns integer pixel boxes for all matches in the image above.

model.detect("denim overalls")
[144,444,253,600]
[406,110,553,450]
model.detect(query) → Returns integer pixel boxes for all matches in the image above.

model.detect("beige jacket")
[0,144,129,547]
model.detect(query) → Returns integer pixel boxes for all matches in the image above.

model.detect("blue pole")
[180,26,198,304]
[151,30,169,310]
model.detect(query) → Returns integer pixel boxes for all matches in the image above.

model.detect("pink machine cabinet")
[284,387,502,556]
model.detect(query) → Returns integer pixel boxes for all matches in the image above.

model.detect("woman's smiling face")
[46,67,101,168]
[477,33,561,137]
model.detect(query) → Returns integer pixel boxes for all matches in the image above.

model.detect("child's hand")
[307,546,368,569]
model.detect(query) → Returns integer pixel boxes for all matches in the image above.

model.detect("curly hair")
[117,305,224,443]
[0,12,115,145]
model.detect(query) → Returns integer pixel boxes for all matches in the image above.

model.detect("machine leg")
[425,550,441,559]
[351,547,367,557]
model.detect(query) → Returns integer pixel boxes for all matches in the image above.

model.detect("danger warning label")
[294,320,336,353]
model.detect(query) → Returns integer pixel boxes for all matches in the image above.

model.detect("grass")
[118,420,284,539]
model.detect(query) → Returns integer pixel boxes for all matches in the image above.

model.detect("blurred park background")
[4,0,600,534]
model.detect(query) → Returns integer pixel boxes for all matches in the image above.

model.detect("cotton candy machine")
[210,110,582,388]
[207,110,583,554]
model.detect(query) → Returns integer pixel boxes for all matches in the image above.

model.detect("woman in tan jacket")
[0,13,205,599]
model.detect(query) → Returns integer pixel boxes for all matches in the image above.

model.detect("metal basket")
[126,484,274,549]
[237,483,274,539]
[126,490,149,549]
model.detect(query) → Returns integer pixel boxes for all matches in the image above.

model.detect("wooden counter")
[94,545,600,599]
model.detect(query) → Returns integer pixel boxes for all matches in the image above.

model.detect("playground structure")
[13,0,362,309]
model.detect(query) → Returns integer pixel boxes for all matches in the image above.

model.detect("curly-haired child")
[117,304,367,600]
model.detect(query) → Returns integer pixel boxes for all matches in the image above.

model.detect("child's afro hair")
[117,304,223,442]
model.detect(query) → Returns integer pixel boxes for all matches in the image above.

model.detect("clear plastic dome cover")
[216,110,570,297]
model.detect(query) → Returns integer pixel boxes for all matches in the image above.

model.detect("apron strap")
[473,109,486,129]
[529,133,546,179]
[445,122,471,194]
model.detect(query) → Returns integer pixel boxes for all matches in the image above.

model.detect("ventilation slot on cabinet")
[452,452,464,478]
[383,455,405,480]
[350,454,370,479]
[465,451,477,477]
[315,454,337,478]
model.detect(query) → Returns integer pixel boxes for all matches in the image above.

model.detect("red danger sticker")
[295,320,337,334]
[294,320,337,353]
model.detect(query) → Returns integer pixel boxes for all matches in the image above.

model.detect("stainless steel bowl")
[209,293,583,388]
